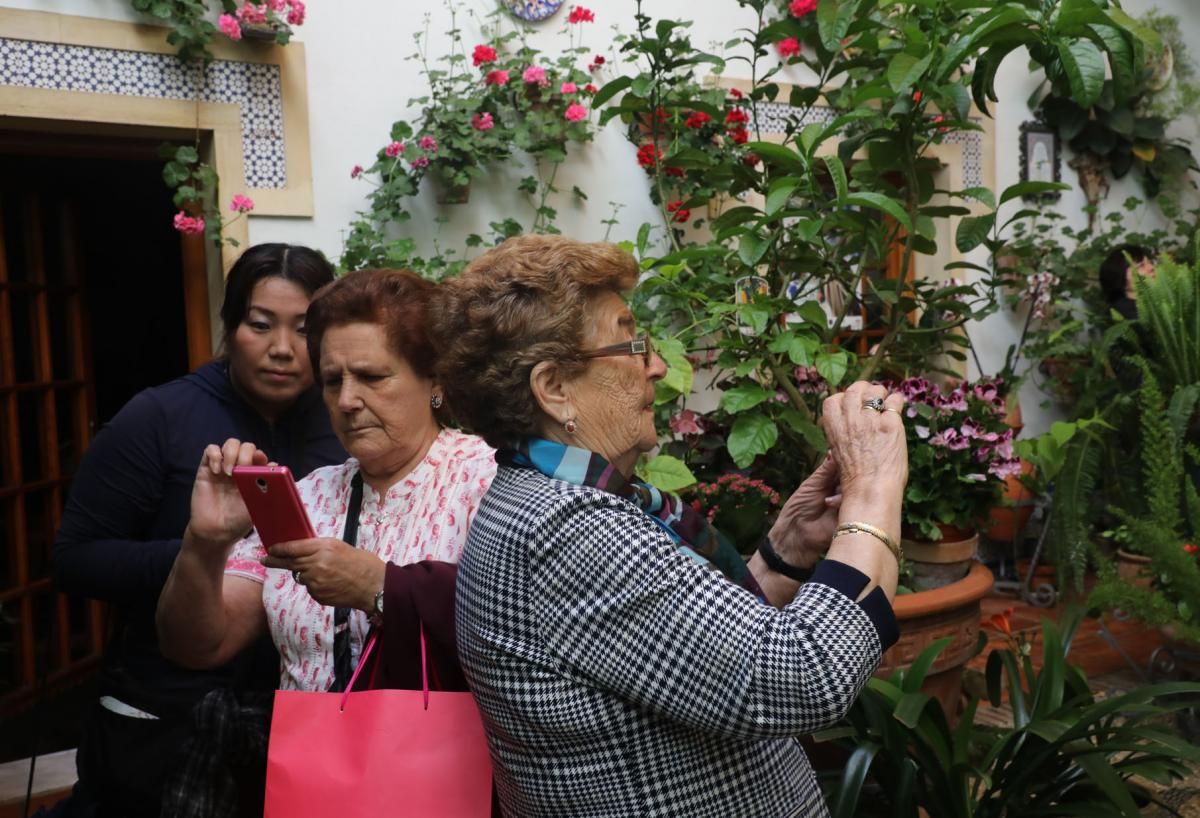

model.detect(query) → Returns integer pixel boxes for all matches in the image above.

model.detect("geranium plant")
[895,376,1018,541]
[129,0,305,62]
[686,473,782,554]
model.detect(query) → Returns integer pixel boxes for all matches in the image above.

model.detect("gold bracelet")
[835,522,903,564]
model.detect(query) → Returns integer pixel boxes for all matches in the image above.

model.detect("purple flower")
[989,458,1023,480]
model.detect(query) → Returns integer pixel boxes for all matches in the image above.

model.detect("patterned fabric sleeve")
[527,489,891,740]
[223,531,267,583]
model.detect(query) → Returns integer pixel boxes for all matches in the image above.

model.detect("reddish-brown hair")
[430,235,639,449]
[305,268,437,380]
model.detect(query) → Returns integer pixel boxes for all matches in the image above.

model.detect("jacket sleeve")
[528,491,898,740]
[53,391,183,603]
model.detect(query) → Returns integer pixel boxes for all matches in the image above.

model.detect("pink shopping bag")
[264,628,493,818]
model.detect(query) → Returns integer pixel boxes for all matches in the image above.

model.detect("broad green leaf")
[1055,40,1106,108]
[779,407,827,453]
[727,414,778,468]
[765,181,798,217]
[954,186,996,209]
[817,0,863,53]
[745,142,807,173]
[829,742,878,818]
[887,52,933,93]
[738,233,770,267]
[823,155,848,204]
[654,336,693,401]
[1091,24,1135,102]
[893,692,932,728]
[720,384,775,413]
[844,192,912,230]
[174,145,199,164]
[955,213,995,253]
[815,350,850,386]
[637,454,697,493]
[999,180,1071,204]
[740,303,772,335]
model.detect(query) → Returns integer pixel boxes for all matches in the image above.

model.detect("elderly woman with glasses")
[431,235,907,818]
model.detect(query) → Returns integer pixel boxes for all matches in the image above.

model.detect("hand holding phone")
[232,465,317,547]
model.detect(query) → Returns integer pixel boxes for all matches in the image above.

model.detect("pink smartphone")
[232,465,316,547]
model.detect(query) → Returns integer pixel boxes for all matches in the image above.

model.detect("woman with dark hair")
[157,267,494,694]
[54,243,345,818]
[1099,244,1156,320]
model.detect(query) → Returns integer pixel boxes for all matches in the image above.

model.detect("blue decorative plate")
[503,0,565,22]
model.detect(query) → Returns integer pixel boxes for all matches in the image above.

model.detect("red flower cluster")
[664,166,685,178]
[725,109,749,126]
[588,54,606,71]
[684,111,712,129]
[742,152,761,168]
[472,44,497,67]
[568,5,595,23]
[667,200,690,223]
[724,108,750,145]
[1185,543,1198,555]
[484,69,510,86]
[729,88,744,99]
[584,83,598,94]
[636,142,662,169]
[776,37,802,58]
[729,128,749,144]
[790,0,817,16]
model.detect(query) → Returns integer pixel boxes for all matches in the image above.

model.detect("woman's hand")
[767,455,842,568]
[186,438,267,552]
[820,381,907,509]
[263,539,386,612]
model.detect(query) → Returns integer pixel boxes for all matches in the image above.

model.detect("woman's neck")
[358,426,442,496]
[537,428,636,480]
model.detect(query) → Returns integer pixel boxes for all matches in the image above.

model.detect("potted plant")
[819,611,1200,816]
[685,473,782,556]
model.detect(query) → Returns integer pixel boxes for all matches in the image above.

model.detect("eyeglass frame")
[578,333,654,365]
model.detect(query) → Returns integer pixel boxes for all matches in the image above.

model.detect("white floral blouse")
[225,428,496,691]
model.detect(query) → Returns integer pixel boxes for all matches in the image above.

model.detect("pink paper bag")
[264,630,493,818]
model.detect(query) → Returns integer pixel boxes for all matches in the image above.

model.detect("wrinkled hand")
[767,455,842,567]
[820,381,908,505]
[186,438,268,551]
[263,538,386,612]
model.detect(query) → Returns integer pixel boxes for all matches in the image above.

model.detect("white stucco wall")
[4,0,1198,437]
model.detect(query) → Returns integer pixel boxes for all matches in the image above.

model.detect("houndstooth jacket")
[457,465,900,818]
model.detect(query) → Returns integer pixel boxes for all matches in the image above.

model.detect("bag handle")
[339,630,378,712]
[337,623,431,712]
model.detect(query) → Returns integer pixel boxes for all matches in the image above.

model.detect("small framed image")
[1019,121,1061,199]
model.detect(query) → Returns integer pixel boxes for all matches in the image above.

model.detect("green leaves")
[886,52,932,94]
[1055,40,1106,108]
[844,192,912,230]
[719,384,775,413]
[727,414,779,469]
[637,454,697,492]
[817,0,864,52]
[955,213,995,253]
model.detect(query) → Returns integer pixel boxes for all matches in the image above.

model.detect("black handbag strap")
[329,471,365,692]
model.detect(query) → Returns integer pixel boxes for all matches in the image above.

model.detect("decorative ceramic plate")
[502,0,565,22]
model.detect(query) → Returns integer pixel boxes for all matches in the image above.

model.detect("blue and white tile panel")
[0,37,286,189]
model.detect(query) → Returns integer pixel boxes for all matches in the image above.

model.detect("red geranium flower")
[729,88,744,99]
[728,127,749,144]
[636,142,662,169]
[666,200,690,223]
[568,5,595,23]
[776,37,802,58]
[725,109,750,126]
[742,153,761,168]
[684,111,711,129]
[1185,543,1198,555]
[472,44,497,67]
[583,83,598,94]
[789,0,817,16]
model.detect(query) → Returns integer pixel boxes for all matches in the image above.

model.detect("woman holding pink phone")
[156,267,496,694]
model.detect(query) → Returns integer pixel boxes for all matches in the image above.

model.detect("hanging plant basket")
[433,177,471,205]
[239,22,290,42]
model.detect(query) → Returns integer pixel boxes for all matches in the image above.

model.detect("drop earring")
[564,418,577,434]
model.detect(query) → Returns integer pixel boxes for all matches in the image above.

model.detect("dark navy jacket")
[54,359,345,709]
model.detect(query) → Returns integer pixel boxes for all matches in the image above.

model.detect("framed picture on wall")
[1019,121,1062,199]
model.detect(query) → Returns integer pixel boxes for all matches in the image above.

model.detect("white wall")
[5,0,1199,437]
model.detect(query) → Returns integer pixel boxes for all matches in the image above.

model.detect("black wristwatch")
[757,534,815,583]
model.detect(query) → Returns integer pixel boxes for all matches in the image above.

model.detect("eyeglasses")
[579,333,654,365]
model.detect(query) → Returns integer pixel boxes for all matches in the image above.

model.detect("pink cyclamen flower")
[218,14,242,39]
[472,112,495,131]
[484,69,510,86]
[776,38,802,58]
[568,6,595,23]
[564,103,588,122]
[523,65,548,86]
[384,141,403,158]
[285,0,305,26]
[229,194,255,213]
[236,3,268,25]
[418,136,438,152]
[790,0,817,16]
[472,45,497,67]
[411,156,430,169]
[560,82,578,94]
[670,410,704,436]
[173,212,205,235]
[350,164,364,179]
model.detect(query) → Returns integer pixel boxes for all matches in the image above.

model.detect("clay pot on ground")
[877,562,995,721]
[1116,548,1153,587]
[903,526,980,592]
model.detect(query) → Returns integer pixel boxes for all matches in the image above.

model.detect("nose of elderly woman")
[647,347,667,380]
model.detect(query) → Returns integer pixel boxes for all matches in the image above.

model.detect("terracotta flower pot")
[904,530,980,592]
[877,563,995,721]
[984,460,1035,543]
[1116,548,1152,587]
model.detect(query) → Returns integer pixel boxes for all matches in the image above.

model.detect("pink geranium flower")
[776,38,802,58]
[411,156,430,169]
[560,82,578,94]
[218,14,242,40]
[522,65,549,87]
[789,0,817,16]
[472,112,494,131]
[418,136,438,152]
[285,0,305,26]
[266,0,285,11]
[564,103,588,122]
[229,194,255,213]
[384,141,403,158]
[350,165,364,179]
[669,410,704,436]
[173,212,205,235]
[484,69,510,86]
[236,3,267,25]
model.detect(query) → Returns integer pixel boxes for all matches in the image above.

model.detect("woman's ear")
[530,360,574,425]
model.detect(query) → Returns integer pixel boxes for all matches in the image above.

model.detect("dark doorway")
[0,136,199,762]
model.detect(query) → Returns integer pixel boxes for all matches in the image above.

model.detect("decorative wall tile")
[0,37,287,189]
